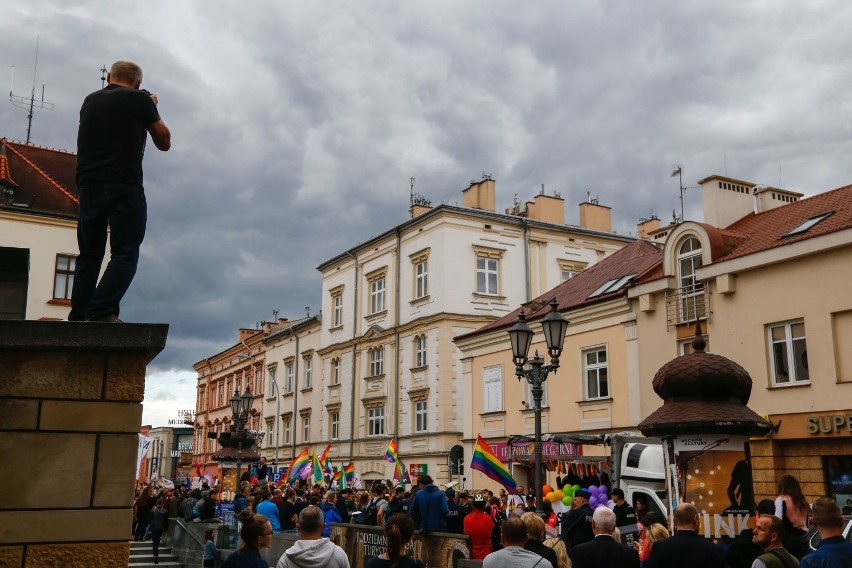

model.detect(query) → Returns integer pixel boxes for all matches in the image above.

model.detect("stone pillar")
[0,321,168,568]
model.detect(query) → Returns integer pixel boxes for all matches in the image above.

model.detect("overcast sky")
[4,1,852,427]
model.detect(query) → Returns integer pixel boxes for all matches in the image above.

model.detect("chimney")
[526,192,565,224]
[462,177,496,212]
[410,203,432,218]
[238,328,261,343]
[579,198,612,232]
[754,185,803,214]
[637,216,661,239]
[698,175,757,227]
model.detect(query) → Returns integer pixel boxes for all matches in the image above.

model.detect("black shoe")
[88,314,124,323]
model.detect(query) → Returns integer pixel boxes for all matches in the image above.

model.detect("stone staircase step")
[127,541,182,568]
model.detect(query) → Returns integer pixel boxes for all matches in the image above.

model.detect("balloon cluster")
[544,484,610,509]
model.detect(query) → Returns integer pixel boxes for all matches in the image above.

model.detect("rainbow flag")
[470,434,516,492]
[344,462,354,483]
[285,448,310,483]
[385,438,398,463]
[319,443,332,473]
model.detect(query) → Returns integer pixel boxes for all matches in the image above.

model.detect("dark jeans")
[69,184,147,320]
[152,528,163,558]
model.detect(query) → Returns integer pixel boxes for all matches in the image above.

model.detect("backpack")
[363,498,384,526]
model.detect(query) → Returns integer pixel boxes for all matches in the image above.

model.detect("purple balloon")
[589,496,598,507]
[588,485,600,496]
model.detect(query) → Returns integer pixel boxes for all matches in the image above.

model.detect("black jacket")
[525,538,559,568]
[560,503,595,549]
[644,530,727,568]
[570,534,639,568]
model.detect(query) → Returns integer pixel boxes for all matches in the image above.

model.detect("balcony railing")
[665,284,710,329]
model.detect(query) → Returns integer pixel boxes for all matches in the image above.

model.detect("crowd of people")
[131,472,851,568]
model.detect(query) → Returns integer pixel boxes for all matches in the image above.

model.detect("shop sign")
[409,464,428,476]
[488,441,581,463]
[769,411,852,439]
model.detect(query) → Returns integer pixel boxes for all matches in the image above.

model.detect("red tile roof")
[457,239,662,340]
[0,138,78,217]
[714,182,852,262]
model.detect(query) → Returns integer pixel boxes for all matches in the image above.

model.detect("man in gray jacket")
[276,506,350,568]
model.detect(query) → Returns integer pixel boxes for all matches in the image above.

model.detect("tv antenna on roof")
[9,36,54,144]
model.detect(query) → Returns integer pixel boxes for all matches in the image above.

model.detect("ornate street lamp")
[507,298,569,515]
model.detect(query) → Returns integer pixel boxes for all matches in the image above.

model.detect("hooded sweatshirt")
[275,537,350,568]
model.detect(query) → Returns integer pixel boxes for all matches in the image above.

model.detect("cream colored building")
[315,178,635,485]
[260,316,325,473]
[629,175,852,503]
[454,239,661,493]
[0,139,83,320]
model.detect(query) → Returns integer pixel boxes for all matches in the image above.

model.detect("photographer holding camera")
[70,60,171,323]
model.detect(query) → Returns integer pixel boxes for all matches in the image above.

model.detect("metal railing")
[665,284,710,329]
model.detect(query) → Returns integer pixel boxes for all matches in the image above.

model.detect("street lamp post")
[238,353,280,469]
[228,386,255,494]
[507,298,569,515]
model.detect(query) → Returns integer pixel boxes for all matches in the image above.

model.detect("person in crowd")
[321,491,343,537]
[235,481,252,515]
[256,457,269,487]
[365,512,425,568]
[280,488,298,533]
[612,488,637,528]
[637,523,669,566]
[385,486,407,523]
[222,510,273,568]
[774,475,810,559]
[203,528,219,568]
[150,498,169,564]
[256,490,281,533]
[507,486,526,516]
[570,507,639,568]
[727,499,777,568]
[276,505,350,568]
[133,485,152,541]
[751,514,799,568]
[542,537,570,568]
[335,487,353,523]
[180,489,199,522]
[464,495,495,560]
[800,497,852,568]
[489,496,508,551]
[408,475,448,533]
[560,488,595,549]
[644,504,726,568]
[368,483,390,526]
[520,511,558,568]
[445,488,467,534]
[483,517,545,568]
[351,491,371,524]
[198,488,221,523]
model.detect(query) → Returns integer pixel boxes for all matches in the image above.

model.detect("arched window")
[676,237,705,321]
[414,334,427,367]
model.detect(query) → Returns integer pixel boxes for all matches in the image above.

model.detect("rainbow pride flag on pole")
[470,434,517,492]
[285,448,310,484]
[344,462,354,483]
[385,438,398,463]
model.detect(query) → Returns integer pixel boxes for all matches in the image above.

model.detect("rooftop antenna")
[100,64,107,88]
[9,36,54,144]
[305,306,311,318]
[272,309,280,321]
[671,165,685,222]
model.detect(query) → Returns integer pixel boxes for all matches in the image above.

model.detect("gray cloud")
[4,1,852,385]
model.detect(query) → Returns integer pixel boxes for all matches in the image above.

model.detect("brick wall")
[0,321,167,568]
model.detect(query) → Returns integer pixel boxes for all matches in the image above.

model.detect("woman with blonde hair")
[542,537,571,568]
[637,523,669,565]
[222,510,273,568]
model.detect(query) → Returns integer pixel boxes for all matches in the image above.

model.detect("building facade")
[454,239,662,493]
[629,175,852,504]
[314,178,635,485]
[0,139,83,320]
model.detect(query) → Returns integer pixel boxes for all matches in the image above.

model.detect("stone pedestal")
[0,321,168,568]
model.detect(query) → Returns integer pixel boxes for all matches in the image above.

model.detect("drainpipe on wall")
[394,227,402,440]
[522,218,531,301]
[292,333,300,459]
[346,251,359,461]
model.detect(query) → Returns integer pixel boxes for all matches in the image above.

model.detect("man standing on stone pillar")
[70,60,171,322]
